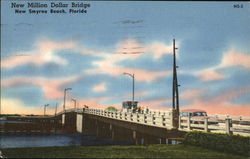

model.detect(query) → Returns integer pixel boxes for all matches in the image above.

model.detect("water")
[0,134,134,148]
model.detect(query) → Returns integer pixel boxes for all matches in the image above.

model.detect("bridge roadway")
[2,108,250,145]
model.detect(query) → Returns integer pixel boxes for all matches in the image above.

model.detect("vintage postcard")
[1,1,250,158]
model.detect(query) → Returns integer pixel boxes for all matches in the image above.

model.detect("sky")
[1,1,250,116]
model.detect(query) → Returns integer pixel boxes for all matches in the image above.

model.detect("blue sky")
[1,1,250,116]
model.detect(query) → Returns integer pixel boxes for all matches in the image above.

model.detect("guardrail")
[179,116,250,136]
[83,108,174,129]
[58,108,250,136]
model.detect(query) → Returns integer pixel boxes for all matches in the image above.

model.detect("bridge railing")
[179,116,250,136]
[60,108,250,136]
[83,108,174,129]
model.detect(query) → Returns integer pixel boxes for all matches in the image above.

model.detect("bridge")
[1,107,250,145]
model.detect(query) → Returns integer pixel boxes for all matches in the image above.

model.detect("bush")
[183,131,250,156]
[105,106,118,111]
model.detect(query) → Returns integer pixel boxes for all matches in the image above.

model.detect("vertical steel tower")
[172,39,179,114]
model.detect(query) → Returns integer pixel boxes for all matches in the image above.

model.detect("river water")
[0,134,134,148]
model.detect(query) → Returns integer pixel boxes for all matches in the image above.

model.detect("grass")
[1,144,247,158]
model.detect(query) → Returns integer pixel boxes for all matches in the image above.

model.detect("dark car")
[180,109,218,125]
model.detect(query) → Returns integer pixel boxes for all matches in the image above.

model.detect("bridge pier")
[62,112,77,133]
[132,130,164,145]
[76,113,83,133]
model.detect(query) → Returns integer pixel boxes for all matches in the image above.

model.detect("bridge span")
[60,107,250,145]
[2,108,250,145]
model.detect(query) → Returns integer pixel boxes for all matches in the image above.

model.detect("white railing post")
[152,114,155,125]
[169,110,173,128]
[119,112,122,119]
[187,116,191,130]
[115,111,117,118]
[128,112,131,121]
[204,117,208,132]
[225,118,232,135]
[143,114,146,123]
[178,116,181,129]
[162,115,165,126]
[135,113,138,122]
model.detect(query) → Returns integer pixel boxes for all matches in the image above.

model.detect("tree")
[105,106,118,111]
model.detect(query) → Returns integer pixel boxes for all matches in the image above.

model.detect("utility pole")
[63,88,72,111]
[44,104,49,116]
[172,39,176,110]
[172,39,180,113]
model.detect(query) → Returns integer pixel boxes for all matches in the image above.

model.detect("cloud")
[1,39,77,68]
[195,49,250,82]
[180,87,250,116]
[2,75,80,99]
[139,97,172,109]
[77,96,118,109]
[197,68,225,82]
[1,98,54,115]
[86,39,174,82]
[92,82,107,92]
[87,66,169,82]
[1,39,99,69]
[181,88,207,101]
[219,50,250,69]
[146,42,173,59]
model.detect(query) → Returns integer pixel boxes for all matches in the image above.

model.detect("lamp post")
[44,104,49,116]
[71,98,77,109]
[55,103,58,116]
[123,72,135,106]
[63,88,72,111]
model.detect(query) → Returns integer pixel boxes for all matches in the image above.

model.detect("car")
[180,109,218,125]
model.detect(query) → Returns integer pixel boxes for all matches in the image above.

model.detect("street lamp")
[63,88,72,111]
[55,103,58,116]
[123,72,135,106]
[44,104,49,116]
[71,98,77,109]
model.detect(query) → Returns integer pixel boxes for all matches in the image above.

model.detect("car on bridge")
[180,109,219,125]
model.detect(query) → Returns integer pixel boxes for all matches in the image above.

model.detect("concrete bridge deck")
[1,108,249,145]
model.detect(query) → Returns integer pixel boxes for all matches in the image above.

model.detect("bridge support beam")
[111,125,133,142]
[80,113,186,145]
[96,121,112,138]
[82,117,96,135]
